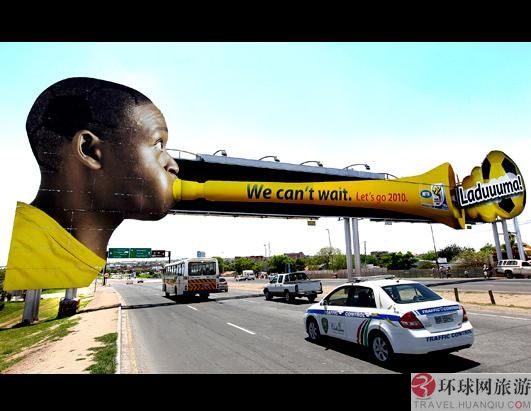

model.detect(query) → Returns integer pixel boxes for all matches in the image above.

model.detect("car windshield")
[382,283,442,304]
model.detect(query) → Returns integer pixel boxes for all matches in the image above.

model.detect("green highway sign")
[130,248,152,258]
[108,248,130,258]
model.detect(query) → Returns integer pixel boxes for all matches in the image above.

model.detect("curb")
[116,303,122,375]
[427,278,492,287]
[114,292,127,375]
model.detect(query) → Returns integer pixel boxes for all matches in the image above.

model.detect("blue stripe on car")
[306,309,400,321]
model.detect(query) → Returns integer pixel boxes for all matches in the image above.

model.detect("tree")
[267,255,294,273]
[378,252,418,270]
[453,249,491,269]
[294,258,306,271]
[213,256,224,273]
[233,258,258,274]
[330,254,347,271]
[316,246,342,269]
[479,243,495,254]
[417,251,438,261]
[438,244,474,262]
[361,254,379,266]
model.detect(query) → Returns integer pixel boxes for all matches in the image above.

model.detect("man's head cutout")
[27,77,179,220]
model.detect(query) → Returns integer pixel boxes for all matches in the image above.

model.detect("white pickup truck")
[263,272,323,303]
[496,259,531,279]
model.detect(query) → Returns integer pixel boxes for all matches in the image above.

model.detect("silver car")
[218,277,229,292]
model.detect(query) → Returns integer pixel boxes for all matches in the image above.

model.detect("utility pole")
[326,228,332,249]
[363,241,367,267]
[430,224,439,271]
[351,219,362,277]
[344,218,353,281]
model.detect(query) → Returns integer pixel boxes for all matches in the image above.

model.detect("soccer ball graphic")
[461,151,526,223]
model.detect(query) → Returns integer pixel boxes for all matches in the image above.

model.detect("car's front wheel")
[307,318,321,343]
[264,289,273,300]
[370,332,394,365]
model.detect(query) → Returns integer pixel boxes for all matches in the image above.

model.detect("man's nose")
[164,152,179,176]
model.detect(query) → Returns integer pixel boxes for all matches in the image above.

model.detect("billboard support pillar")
[22,289,40,324]
[351,218,362,277]
[492,221,503,262]
[344,218,353,281]
[501,219,514,259]
[513,217,526,261]
[65,288,77,300]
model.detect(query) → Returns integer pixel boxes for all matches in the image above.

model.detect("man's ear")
[72,130,103,170]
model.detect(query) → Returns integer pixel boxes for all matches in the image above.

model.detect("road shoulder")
[4,284,119,374]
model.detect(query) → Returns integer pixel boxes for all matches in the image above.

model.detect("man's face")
[101,103,179,220]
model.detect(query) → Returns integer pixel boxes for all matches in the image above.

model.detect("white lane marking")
[226,322,256,335]
[186,305,198,311]
[469,312,531,321]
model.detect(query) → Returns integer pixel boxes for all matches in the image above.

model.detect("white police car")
[303,277,474,365]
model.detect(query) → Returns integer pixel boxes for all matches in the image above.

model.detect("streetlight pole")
[344,219,353,281]
[325,229,332,248]
[363,241,367,267]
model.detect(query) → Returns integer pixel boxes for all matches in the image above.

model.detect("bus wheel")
[163,284,170,297]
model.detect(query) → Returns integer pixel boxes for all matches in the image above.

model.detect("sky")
[1,42,530,264]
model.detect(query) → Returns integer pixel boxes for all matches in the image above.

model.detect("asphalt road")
[113,280,531,373]
[235,277,531,294]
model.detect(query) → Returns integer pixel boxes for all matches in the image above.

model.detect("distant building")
[234,256,266,261]
[284,252,305,260]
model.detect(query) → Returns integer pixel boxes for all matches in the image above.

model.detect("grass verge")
[41,288,66,294]
[84,333,117,374]
[0,297,87,372]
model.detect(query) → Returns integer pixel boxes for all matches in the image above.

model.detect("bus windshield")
[188,262,217,276]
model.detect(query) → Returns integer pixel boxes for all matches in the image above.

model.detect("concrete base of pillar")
[57,297,80,318]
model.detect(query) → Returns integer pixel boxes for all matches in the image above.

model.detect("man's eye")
[156,140,164,150]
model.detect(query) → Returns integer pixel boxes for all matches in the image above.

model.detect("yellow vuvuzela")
[173,163,465,229]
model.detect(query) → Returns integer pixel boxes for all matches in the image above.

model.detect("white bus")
[162,257,219,299]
